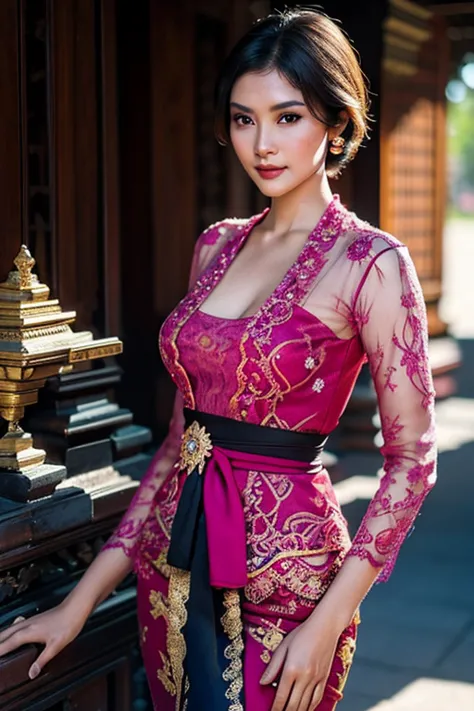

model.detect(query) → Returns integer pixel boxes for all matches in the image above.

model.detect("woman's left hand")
[259,612,342,711]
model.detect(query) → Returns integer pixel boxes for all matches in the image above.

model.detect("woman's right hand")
[0,600,86,680]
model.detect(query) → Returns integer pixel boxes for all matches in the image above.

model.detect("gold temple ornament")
[0,245,123,479]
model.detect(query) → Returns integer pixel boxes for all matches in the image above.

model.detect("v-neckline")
[197,194,342,323]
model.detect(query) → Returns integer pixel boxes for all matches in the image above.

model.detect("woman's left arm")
[261,244,437,711]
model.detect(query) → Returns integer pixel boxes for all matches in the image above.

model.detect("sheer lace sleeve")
[102,219,234,557]
[346,242,437,581]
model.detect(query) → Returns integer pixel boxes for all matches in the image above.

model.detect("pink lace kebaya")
[103,195,437,710]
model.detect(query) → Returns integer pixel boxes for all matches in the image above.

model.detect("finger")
[29,641,60,680]
[297,681,318,711]
[260,640,288,685]
[284,678,312,711]
[309,680,326,710]
[0,628,36,657]
[0,620,28,645]
[270,674,295,711]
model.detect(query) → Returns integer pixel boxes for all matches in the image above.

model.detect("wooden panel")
[150,0,197,317]
[66,675,108,710]
[380,12,448,289]
[73,0,99,332]
[115,0,155,430]
[149,0,197,431]
[49,0,101,332]
[0,0,22,278]
[195,13,228,233]
[101,0,122,337]
[50,0,77,312]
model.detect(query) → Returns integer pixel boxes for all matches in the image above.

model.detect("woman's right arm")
[0,218,233,680]
[0,386,186,681]
[0,546,135,679]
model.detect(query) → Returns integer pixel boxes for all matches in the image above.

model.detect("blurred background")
[0,1,473,710]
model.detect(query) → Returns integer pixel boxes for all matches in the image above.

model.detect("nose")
[254,124,277,158]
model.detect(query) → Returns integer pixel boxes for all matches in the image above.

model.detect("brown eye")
[279,113,302,124]
[232,114,253,126]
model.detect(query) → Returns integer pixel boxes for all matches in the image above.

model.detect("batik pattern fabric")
[103,195,437,710]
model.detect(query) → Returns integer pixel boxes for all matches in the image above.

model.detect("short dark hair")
[214,7,369,178]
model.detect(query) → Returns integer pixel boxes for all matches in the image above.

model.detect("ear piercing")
[329,136,345,155]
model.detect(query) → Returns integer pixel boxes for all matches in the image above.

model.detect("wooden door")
[380,3,449,336]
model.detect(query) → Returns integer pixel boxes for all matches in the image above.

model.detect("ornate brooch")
[178,421,213,476]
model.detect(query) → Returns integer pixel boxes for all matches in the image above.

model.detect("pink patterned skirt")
[134,411,359,710]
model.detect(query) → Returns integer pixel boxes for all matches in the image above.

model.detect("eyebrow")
[230,100,305,113]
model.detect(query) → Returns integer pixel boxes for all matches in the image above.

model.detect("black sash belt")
[166,409,327,710]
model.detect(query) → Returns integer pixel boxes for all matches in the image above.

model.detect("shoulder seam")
[200,216,250,236]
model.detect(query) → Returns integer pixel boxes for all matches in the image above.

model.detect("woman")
[0,8,437,711]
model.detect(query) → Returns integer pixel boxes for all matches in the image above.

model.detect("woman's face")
[229,70,331,198]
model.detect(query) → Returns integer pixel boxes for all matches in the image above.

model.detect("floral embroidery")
[248,619,285,664]
[312,377,325,393]
[242,470,350,603]
[167,567,191,710]
[347,233,374,263]
[407,460,436,486]
[381,415,404,444]
[335,626,357,690]
[104,193,437,594]
[383,365,397,392]
[221,590,244,711]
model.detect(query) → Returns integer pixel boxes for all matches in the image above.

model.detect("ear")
[328,110,350,141]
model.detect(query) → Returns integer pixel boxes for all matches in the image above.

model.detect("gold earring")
[329,136,345,155]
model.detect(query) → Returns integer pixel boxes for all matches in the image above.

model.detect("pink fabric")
[204,447,324,589]
[103,194,437,709]
[137,566,359,711]
[105,193,437,583]
[203,446,248,588]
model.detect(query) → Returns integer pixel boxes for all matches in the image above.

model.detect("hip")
[136,460,351,608]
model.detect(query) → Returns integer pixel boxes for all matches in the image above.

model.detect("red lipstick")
[255,164,287,180]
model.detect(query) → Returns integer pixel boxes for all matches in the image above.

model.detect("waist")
[181,408,328,470]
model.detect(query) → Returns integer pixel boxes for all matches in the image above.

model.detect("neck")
[265,171,333,235]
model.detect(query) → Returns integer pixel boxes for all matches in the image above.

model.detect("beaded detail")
[106,194,437,588]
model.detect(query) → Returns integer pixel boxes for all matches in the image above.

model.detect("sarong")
[136,409,359,710]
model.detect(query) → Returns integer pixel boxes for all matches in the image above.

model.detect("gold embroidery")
[147,590,176,696]
[245,555,342,606]
[159,218,258,409]
[150,548,172,579]
[268,599,298,615]
[247,547,332,579]
[140,624,148,644]
[157,650,177,696]
[221,590,244,711]
[248,619,284,664]
[335,631,357,691]
[149,589,168,620]
[241,470,350,604]
[179,421,213,475]
[168,566,191,710]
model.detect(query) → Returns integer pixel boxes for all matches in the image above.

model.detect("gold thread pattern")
[335,631,357,691]
[248,619,284,664]
[167,566,191,710]
[157,651,177,696]
[147,589,176,696]
[221,590,244,711]
[179,421,213,475]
